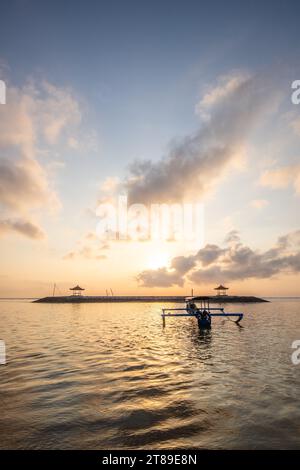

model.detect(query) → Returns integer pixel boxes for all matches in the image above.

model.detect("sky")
[1,0,300,297]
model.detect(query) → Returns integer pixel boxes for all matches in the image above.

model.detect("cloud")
[224,229,240,244]
[137,267,184,288]
[196,244,227,266]
[195,72,250,117]
[171,255,196,274]
[63,231,108,260]
[100,177,120,193]
[0,218,44,239]
[0,78,83,238]
[290,116,300,136]
[63,246,107,260]
[100,70,281,208]
[277,230,300,249]
[137,229,300,287]
[250,199,269,209]
[0,157,58,211]
[260,165,300,194]
[34,81,81,145]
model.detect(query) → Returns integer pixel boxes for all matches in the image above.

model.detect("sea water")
[0,299,300,449]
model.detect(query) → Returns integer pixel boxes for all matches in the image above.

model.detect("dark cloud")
[136,267,184,288]
[0,218,44,239]
[196,244,226,266]
[119,71,281,205]
[277,230,300,249]
[137,230,300,288]
[171,255,196,274]
[224,229,240,245]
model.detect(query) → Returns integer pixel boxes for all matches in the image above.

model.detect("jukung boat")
[161,296,243,329]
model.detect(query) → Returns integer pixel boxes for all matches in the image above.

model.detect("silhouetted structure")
[214,284,229,296]
[70,285,85,296]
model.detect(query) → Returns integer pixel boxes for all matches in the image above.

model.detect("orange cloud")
[250,199,269,209]
[260,165,300,194]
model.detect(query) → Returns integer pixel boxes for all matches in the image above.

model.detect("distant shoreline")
[33,295,268,304]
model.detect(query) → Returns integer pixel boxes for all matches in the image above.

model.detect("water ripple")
[1,300,300,449]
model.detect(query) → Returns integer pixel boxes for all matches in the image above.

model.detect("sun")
[146,251,170,270]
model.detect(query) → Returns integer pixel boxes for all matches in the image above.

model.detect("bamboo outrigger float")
[162,296,243,329]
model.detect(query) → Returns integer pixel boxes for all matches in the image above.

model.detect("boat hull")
[196,314,211,329]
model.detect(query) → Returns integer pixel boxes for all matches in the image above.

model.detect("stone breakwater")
[33,295,268,303]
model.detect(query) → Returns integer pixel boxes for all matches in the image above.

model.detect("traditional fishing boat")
[161,296,243,329]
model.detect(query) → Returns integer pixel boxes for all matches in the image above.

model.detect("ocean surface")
[0,299,300,449]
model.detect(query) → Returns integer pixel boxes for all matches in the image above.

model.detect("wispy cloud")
[63,231,108,260]
[195,71,250,118]
[250,199,269,209]
[260,165,300,194]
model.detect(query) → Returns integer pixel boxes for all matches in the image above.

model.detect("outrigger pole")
[161,296,243,329]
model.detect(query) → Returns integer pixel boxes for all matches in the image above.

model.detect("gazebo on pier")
[70,285,85,296]
[214,284,229,296]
